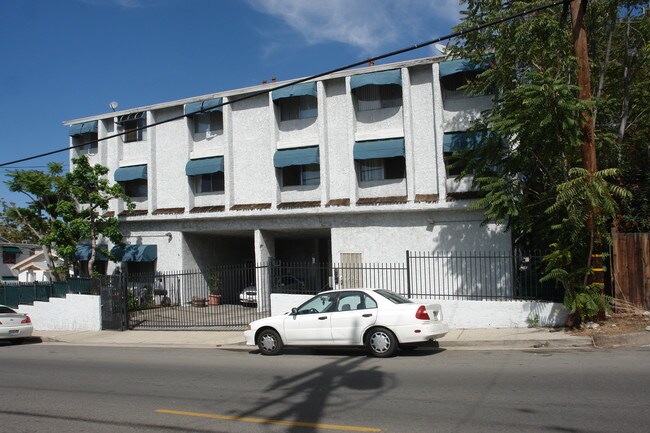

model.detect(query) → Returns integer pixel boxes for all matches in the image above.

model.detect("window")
[443,131,485,177]
[335,292,378,312]
[120,179,148,198]
[194,111,223,134]
[358,157,405,182]
[281,163,320,187]
[355,84,402,111]
[2,251,17,264]
[74,132,98,155]
[117,113,146,143]
[441,72,480,100]
[194,172,224,193]
[443,152,464,177]
[296,293,337,314]
[279,96,317,121]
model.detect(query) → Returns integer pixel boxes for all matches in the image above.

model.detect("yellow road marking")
[155,409,381,432]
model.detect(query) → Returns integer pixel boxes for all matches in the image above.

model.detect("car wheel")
[365,327,398,358]
[257,329,283,356]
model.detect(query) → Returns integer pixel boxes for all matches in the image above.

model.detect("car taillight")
[21,316,31,324]
[415,305,430,320]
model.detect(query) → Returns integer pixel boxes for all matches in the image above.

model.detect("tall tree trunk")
[593,8,617,131]
[618,7,632,146]
[571,0,597,283]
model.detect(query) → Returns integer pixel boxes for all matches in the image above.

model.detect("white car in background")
[0,305,34,344]
[244,288,448,357]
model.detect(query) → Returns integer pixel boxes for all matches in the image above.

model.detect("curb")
[592,332,650,348]
[438,338,593,349]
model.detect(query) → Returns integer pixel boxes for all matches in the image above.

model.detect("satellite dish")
[109,101,119,111]
[434,44,446,55]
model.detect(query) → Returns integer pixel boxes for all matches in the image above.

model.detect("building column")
[254,229,276,311]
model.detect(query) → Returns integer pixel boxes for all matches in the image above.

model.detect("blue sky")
[0,0,461,205]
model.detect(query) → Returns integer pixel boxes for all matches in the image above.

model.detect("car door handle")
[318,316,328,320]
[362,313,373,317]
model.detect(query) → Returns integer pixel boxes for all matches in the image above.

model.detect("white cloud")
[248,0,462,54]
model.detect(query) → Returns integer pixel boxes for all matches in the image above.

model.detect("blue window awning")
[273,146,320,168]
[439,59,488,78]
[116,112,145,123]
[3,246,22,254]
[184,97,224,116]
[272,82,317,102]
[353,138,405,160]
[75,244,108,261]
[111,245,157,262]
[69,121,98,136]
[443,131,485,152]
[350,69,402,90]
[185,156,225,176]
[114,165,147,182]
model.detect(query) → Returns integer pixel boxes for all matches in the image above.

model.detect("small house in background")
[11,250,62,283]
[1,244,39,282]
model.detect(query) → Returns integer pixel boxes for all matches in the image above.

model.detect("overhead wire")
[0,0,571,168]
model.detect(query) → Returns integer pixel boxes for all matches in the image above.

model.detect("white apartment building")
[65,56,510,276]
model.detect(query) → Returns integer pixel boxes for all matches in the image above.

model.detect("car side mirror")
[291,307,298,315]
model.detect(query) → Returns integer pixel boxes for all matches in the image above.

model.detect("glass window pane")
[302,164,320,185]
[299,96,317,119]
[384,157,405,179]
[194,113,210,134]
[282,166,302,186]
[360,159,384,181]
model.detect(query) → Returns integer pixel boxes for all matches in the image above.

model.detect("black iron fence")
[1,250,564,331]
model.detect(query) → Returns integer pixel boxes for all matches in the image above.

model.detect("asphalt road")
[1,342,649,433]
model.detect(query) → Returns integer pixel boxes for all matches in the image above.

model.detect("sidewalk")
[33,327,596,350]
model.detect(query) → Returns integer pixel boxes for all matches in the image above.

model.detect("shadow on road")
[231,355,396,432]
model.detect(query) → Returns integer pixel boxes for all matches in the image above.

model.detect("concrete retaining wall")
[270,294,568,329]
[18,294,101,331]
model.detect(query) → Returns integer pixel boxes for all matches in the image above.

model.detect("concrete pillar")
[254,229,276,312]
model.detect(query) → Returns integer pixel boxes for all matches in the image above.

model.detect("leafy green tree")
[4,157,133,279]
[0,199,38,244]
[450,0,644,321]
[61,155,133,277]
[5,162,70,280]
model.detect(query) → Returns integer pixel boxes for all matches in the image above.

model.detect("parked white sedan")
[0,305,34,344]
[244,288,448,357]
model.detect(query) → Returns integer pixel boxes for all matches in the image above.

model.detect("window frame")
[193,111,223,135]
[355,84,403,112]
[357,156,405,182]
[118,117,146,143]
[120,179,148,198]
[280,163,320,187]
[278,95,318,121]
[193,172,225,194]
[74,132,99,155]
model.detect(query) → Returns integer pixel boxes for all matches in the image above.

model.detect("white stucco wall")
[331,210,510,264]
[270,293,568,329]
[18,294,101,331]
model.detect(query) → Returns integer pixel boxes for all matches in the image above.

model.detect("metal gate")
[124,266,270,330]
[100,275,127,330]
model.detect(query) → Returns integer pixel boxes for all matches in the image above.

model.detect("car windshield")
[374,289,412,304]
[0,306,16,313]
[295,293,337,314]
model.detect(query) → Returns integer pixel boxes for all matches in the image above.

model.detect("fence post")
[406,250,411,298]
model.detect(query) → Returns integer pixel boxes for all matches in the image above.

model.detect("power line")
[0,0,571,168]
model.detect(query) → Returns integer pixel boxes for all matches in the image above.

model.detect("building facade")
[65,56,509,277]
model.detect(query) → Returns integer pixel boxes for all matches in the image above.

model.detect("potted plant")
[207,273,222,305]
